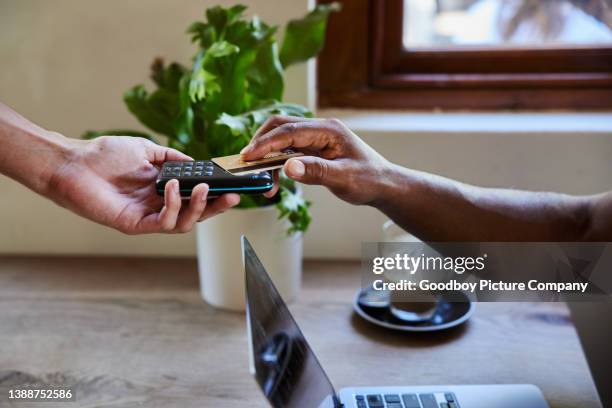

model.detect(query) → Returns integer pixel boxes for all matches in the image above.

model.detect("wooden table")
[0,257,601,408]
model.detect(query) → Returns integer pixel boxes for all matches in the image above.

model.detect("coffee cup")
[382,220,439,322]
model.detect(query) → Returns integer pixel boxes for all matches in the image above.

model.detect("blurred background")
[403,0,612,47]
[1,0,611,259]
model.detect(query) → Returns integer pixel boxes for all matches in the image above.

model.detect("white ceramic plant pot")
[196,201,303,311]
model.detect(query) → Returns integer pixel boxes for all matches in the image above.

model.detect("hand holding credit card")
[212,149,303,175]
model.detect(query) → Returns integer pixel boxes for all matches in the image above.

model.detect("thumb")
[284,157,340,186]
[148,143,192,165]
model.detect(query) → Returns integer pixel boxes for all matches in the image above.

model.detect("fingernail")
[240,145,252,155]
[173,179,179,193]
[287,159,305,178]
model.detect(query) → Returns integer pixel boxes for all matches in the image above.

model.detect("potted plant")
[85,3,339,310]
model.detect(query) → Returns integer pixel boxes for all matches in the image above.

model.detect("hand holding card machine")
[156,160,273,198]
[157,149,302,198]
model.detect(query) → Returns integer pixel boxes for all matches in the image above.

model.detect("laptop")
[568,302,611,407]
[242,236,549,408]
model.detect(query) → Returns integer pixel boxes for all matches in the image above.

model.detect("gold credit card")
[212,149,303,175]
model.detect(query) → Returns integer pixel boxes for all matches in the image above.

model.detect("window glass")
[403,0,612,48]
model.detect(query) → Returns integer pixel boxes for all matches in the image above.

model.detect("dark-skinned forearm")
[373,163,606,242]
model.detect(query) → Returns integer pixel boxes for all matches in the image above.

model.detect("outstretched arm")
[376,164,610,241]
[242,115,611,242]
[0,102,240,234]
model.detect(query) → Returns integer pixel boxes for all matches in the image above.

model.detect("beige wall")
[0,0,312,137]
[1,1,611,258]
[0,0,312,256]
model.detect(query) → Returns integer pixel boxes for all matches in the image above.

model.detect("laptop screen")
[243,237,338,408]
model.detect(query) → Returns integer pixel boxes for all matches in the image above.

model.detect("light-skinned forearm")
[0,102,78,196]
[374,163,609,242]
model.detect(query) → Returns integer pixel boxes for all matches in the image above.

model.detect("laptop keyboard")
[355,392,459,408]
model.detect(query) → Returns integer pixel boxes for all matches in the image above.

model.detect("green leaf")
[189,51,222,103]
[237,193,276,209]
[187,21,216,47]
[226,4,248,25]
[207,40,240,58]
[206,6,230,36]
[151,59,187,91]
[123,59,194,145]
[247,102,312,134]
[189,52,207,102]
[276,182,311,235]
[216,112,249,137]
[247,41,284,102]
[280,2,341,68]
[124,85,175,137]
[206,4,248,38]
[191,42,242,112]
[174,80,195,145]
[82,129,156,142]
[212,17,277,114]
[215,102,311,145]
